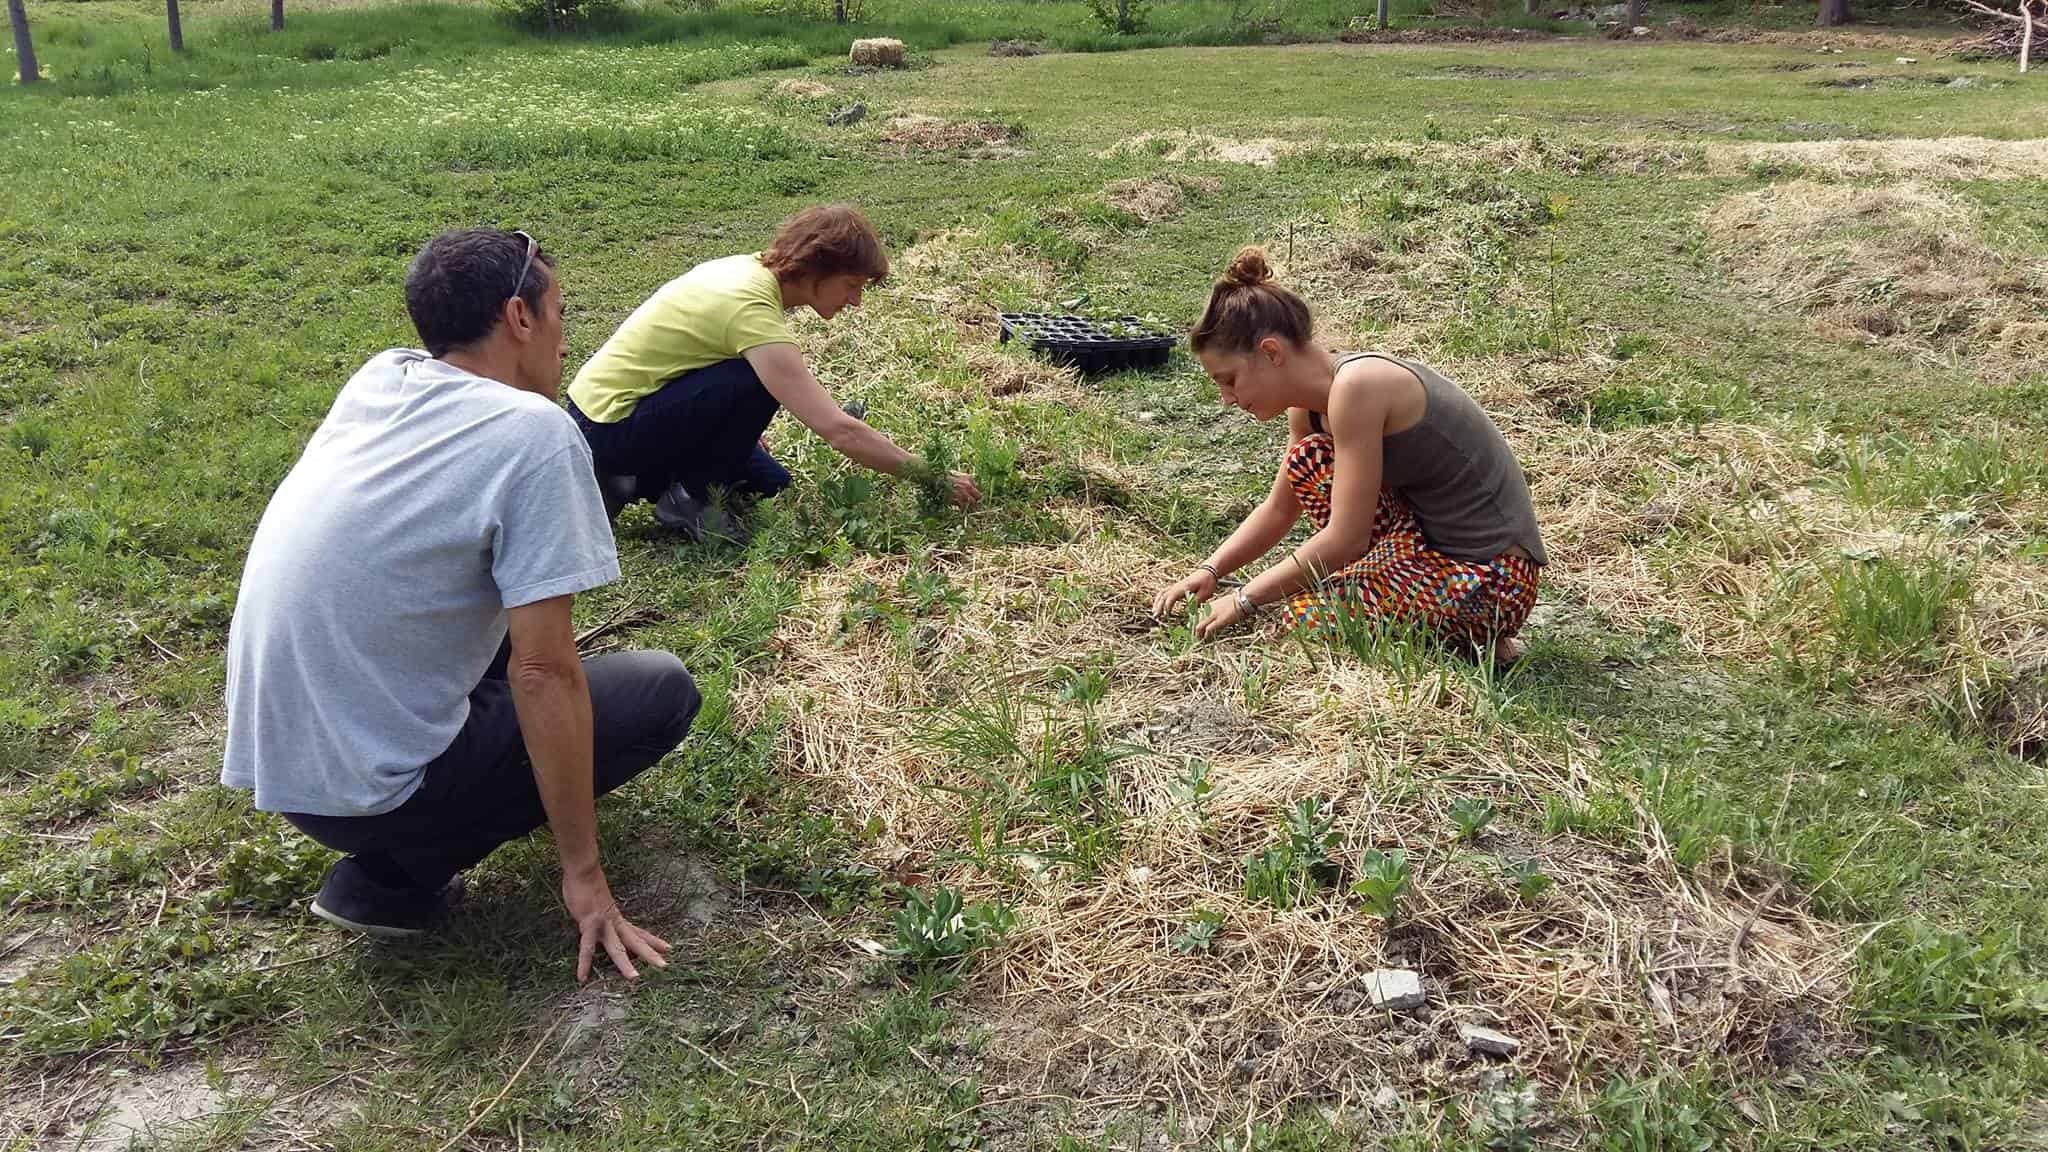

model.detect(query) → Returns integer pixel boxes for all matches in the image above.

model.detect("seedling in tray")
[998,311,1176,375]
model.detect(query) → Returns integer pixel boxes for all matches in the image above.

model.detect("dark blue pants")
[570,358,793,502]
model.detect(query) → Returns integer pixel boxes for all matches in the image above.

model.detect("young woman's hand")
[1151,568,1218,618]
[1194,591,1244,640]
[949,472,982,507]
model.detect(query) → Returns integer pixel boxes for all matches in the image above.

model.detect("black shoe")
[309,857,463,939]
[652,482,750,545]
[597,473,640,523]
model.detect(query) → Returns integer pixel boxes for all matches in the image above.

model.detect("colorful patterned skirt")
[1281,433,1539,644]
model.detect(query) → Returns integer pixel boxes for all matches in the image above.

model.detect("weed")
[890,884,1017,969]
[1448,796,1499,843]
[1244,798,1341,910]
[1501,858,1553,905]
[1171,908,1224,955]
[1165,758,1215,823]
[1052,661,1110,708]
[1349,848,1412,922]
[1820,554,1970,662]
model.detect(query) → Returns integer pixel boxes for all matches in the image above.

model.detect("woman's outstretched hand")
[1151,568,1219,618]
[949,472,982,508]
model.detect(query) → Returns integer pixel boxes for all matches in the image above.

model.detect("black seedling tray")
[998,312,1175,375]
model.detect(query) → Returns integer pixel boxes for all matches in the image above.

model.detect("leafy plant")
[1165,759,1214,822]
[1083,0,1149,33]
[1448,796,1499,843]
[490,0,621,31]
[1052,662,1109,708]
[1244,798,1341,910]
[907,431,960,519]
[1285,796,1339,878]
[901,561,964,617]
[1350,848,1412,922]
[1502,858,1553,905]
[891,884,1016,968]
[1170,908,1224,955]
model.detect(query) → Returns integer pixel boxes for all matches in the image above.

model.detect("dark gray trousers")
[284,647,700,891]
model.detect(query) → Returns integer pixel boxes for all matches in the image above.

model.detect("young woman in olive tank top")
[1150,247,1546,663]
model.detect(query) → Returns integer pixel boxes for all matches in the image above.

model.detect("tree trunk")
[1626,0,1644,24]
[2024,0,2036,73]
[271,0,284,31]
[167,0,184,52]
[1525,0,1543,12]
[7,0,37,84]
[834,0,846,21]
[1377,0,1389,27]
[1816,0,1851,26]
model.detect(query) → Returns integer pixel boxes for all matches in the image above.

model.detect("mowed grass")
[3,3,2048,1149]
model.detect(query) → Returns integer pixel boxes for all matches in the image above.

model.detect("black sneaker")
[597,473,641,523]
[309,857,464,939]
[652,482,750,545]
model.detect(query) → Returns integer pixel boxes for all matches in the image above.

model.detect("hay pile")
[1100,175,1221,224]
[1100,131,1301,168]
[1710,136,2048,181]
[881,114,1024,154]
[772,78,835,100]
[1705,179,2048,377]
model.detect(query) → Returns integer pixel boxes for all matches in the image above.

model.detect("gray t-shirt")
[221,349,619,817]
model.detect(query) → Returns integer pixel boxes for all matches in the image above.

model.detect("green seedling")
[1449,796,1499,843]
[1502,857,1553,905]
[891,884,1016,968]
[1165,759,1214,822]
[1053,662,1109,708]
[1351,848,1412,922]
[1171,908,1224,955]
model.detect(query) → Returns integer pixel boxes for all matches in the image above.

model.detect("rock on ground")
[1458,1023,1523,1057]
[1363,969,1426,1011]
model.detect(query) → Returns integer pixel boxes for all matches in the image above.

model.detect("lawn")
[2,1,2046,1148]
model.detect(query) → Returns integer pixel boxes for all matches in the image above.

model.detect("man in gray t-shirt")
[223,229,694,983]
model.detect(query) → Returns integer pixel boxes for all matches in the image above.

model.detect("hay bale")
[848,37,906,68]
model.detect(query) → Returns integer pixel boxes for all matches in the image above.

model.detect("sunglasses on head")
[509,230,537,302]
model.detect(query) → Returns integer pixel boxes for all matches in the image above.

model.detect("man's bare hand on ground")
[563,865,671,982]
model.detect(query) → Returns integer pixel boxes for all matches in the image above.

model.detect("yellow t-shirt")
[568,254,796,424]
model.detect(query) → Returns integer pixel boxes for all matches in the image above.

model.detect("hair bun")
[1223,246,1274,289]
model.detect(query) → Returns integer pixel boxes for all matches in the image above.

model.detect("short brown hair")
[760,204,889,284]
[1188,246,1313,355]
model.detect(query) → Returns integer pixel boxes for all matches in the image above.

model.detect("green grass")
[3,2,2048,1148]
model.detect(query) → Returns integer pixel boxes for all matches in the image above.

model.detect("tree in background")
[1626,0,1645,24]
[7,0,36,84]
[168,0,185,51]
[272,0,284,31]
[1818,0,1852,25]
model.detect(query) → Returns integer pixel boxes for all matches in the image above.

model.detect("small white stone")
[1364,969,1426,1011]
[1895,56,1918,64]
[1459,1023,1522,1056]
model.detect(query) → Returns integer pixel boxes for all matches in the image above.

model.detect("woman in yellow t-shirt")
[568,204,980,541]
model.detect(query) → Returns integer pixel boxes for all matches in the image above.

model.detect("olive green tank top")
[1310,353,1547,566]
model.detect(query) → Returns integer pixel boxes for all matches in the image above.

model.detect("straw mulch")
[731,524,1851,1116]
